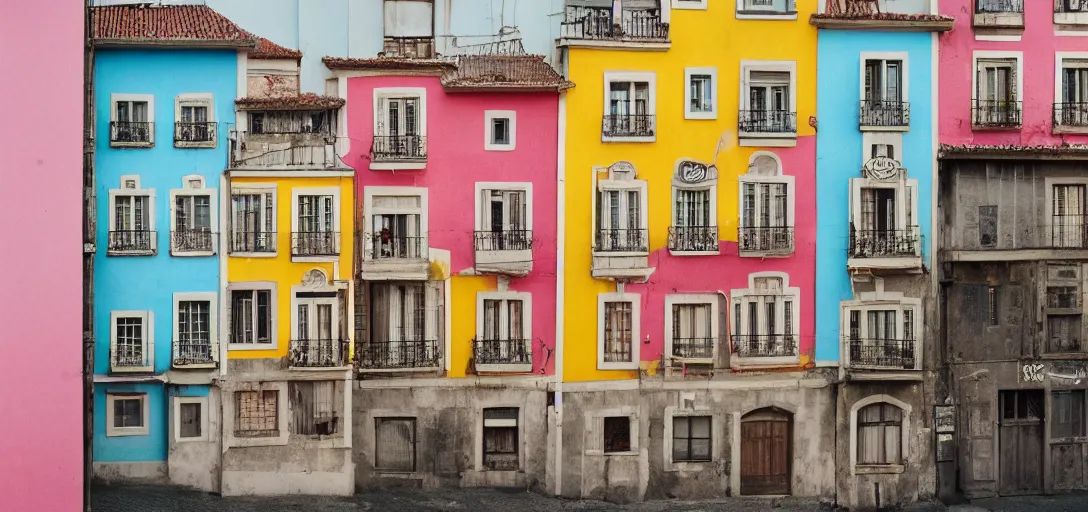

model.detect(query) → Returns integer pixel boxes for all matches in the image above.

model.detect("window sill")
[736,11,797,21]
[171,249,215,257]
[370,161,426,171]
[174,140,217,149]
[227,343,277,351]
[1053,124,1088,135]
[110,141,155,149]
[229,251,278,258]
[107,249,157,257]
[110,365,155,374]
[292,254,341,263]
[855,464,904,475]
[972,12,1024,30]
[738,248,794,258]
[860,124,909,132]
[585,449,639,456]
[602,134,657,143]
[1040,352,1088,360]
[106,427,150,438]
[667,460,712,472]
[738,133,797,148]
[558,39,671,52]
[1055,12,1088,26]
[484,144,516,152]
[971,123,1022,132]
[592,250,649,257]
[597,361,640,371]
[685,111,717,121]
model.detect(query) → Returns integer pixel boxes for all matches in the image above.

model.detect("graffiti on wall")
[1019,362,1088,385]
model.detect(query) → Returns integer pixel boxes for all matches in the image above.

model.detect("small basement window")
[482,407,519,470]
[375,417,417,472]
[672,415,712,462]
[603,416,632,453]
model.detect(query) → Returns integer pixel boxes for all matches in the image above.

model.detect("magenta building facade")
[0,2,86,510]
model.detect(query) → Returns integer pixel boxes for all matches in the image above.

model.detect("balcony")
[107,230,156,256]
[592,228,653,282]
[110,121,153,147]
[361,234,430,280]
[232,131,341,169]
[1050,215,1088,249]
[559,6,670,50]
[847,337,917,371]
[602,114,656,141]
[973,0,1024,29]
[171,229,215,255]
[738,227,794,257]
[473,230,533,276]
[172,338,216,369]
[111,345,153,373]
[859,100,910,130]
[1056,1,1088,26]
[1054,103,1088,134]
[472,338,532,373]
[848,225,923,271]
[670,337,715,364]
[668,226,719,254]
[291,231,340,258]
[358,340,441,372]
[289,339,349,369]
[972,100,1022,130]
[230,231,276,255]
[371,135,427,169]
[738,110,797,146]
[174,122,216,148]
[734,334,798,359]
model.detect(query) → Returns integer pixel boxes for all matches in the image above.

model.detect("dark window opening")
[672,415,712,462]
[483,407,519,470]
[375,417,417,472]
[1053,390,1086,439]
[603,416,632,453]
[179,402,202,438]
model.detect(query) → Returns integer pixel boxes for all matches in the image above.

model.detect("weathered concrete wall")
[353,385,550,491]
[168,388,222,492]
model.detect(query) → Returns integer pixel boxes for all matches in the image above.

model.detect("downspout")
[553,84,568,497]
[82,2,96,509]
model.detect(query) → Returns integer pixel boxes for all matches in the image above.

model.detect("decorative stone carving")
[674,159,718,184]
[748,154,779,176]
[608,160,637,180]
[302,268,328,287]
[862,156,904,181]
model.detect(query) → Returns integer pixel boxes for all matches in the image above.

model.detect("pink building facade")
[0,3,86,510]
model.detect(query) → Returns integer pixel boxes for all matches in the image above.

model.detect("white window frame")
[227,281,279,351]
[1054,53,1088,127]
[673,0,708,10]
[474,405,525,471]
[289,268,348,360]
[230,183,278,258]
[372,87,428,170]
[290,186,342,262]
[362,186,429,262]
[109,93,155,147]
[602,71,657,143]
[593,168,650,255]
[736,0,798,20]
[224,383,290,448]
[106,393,150,437]
[597,292,641,370]
[971,50,1023,104]
[173,396,210,443]
[484,110,516,151]
[107,175,158,255]
[369,411,419,472]
[585,407,640,456]
[670,170,719,254]
[664,294,719,364]
[475,291,533,373]
[730,272,801,366]
[861,132,904,163]
[1044,177,1088,247]
[739,60,798,145]
[174,93,215,148]
[473,182,533,234]
[738,151,795,256]
[663,406,722,471]
[684,67,718,120]
[109,310,154,373]
[859,52,910,103]
[169,175,217,256]
[849,394,912,475]
[840,286,923,371]
[849,165,920,262]
[172,291,218,367]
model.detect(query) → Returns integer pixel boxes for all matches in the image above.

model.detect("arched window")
[857,402,903,465]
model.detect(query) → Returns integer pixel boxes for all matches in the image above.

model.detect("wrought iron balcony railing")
[671,337,715,360]
[738,110,797,134]
[231,130,340,168]
[371,135,427,162]
[972,99,1022,127]
[474,230,532,251]
[358,340,441,370]
[668,226,719,252]
[1054,103,1088,127]
[560,6,669,42]
[289,339,349,368]
[976,0,1023,13]
[848,337,916,369]
[110,121,153,144]
[174,122,216,143]
[108,230,155,254]
[171,229,214,253]
[859,100,910,127]
[595,228,648,252]
[602,114,656,138]
[230,231,276,254]
[382,36,435,59]
[367,233,427,260]
[738,226,795,254]
[291,231,340,256]
[111,345,151,370]
[734,334,798,358]
[849,225,921,258]
[1050,214,1088,249]
[472,338,532,367]
[172,338,216,367]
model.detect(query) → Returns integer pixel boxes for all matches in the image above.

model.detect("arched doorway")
[740,407,792,495]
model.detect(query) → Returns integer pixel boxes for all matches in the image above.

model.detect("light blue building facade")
[92,46,239,484]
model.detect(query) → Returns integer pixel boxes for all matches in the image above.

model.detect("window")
[731,274,799,360]
[482,408,519,470]
[861,56,908,127]
[1058,59,1088,126]
[231,189,276,254]
[1051,184,1086,248]
[597,188,646,252]
[174,93,215,145]
[108,176,156,255]
[685,68,717,119]
[604,416,632,453]
[110,311,153,371]
[849,162,919,260]
[864,59,903,104]
[110,93,154,145]
[665,294,719,362]
[857,403,903,466]
[383,0,434,58]
[673,0,707,10]
[1052,390,1086,439]
[292,289,343,367]
[476,186,530,251]
[846,305,918,369]
[737,152,794,255]
[106,394,149,437]
[1044,265,1083,353]
[174,292,215,366]
[373,88,427,165]
[367,192,426,260]
[672,416,712,462]
[174,396,208,442]
[375,417,417,471]
[973,54,1021,126]
[603,71,656,140]
[363,281,444,370]
[293,189,339,257]
[170,176,214,255]
[740,62,796,136]
[598,292,640,369]
[988,286,999,326]
[738,0,794,14]
[230,287,274,347]
[235,390,279,437]
[290,381,341,436]
[484,111,516,151]
[476,292,532,369]
[179,402,202,438]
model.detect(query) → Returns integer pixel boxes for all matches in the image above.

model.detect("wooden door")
[740,408,792,495]
[998,390,1044,496]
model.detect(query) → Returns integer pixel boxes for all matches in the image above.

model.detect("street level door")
[998,389,1044,496]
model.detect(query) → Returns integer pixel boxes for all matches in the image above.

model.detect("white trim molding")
[597,291,641,370]
[171,291,218,369]
[730,271,801,367]
[584,407,640,456]
[736,0,798,20]
[371,87,428,171]
[109,93,156,148]
[602,71,657,143]
[169,175,217,257]
[173,92,216,149]
[106,393,150,437]
[228,182,278,258]
[226,281,279,351]
[738,60,798,147]
[663,406,721,472]
[970,50,1024,130]
[107,175,158,256]
[847,163,921,270]
[848,394,912,475]
[289,186,343,262]
[840,280,923,374]
[684,67,718,120]
[664,294,720,366]
[858,52,910,132]
[109,310,154,373]
[474,404,527,472]
[673,0,707,10]
[473,182,534,275]
[1053,53,1088,134]
[288,268,350,370]
[360,186,430,280]
[484,110,516,151]
[474,290,533,373]
[172,395,210,443]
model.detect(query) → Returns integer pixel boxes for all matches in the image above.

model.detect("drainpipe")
[82,1,96,509]
[553,80,568,497]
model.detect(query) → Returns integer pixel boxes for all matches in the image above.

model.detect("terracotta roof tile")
[441,55,574,92]
[235,93,345,111]
[322,56,457,71]
[939,144,1088,161]
[250,36,302,60]
[93,4,254,47]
